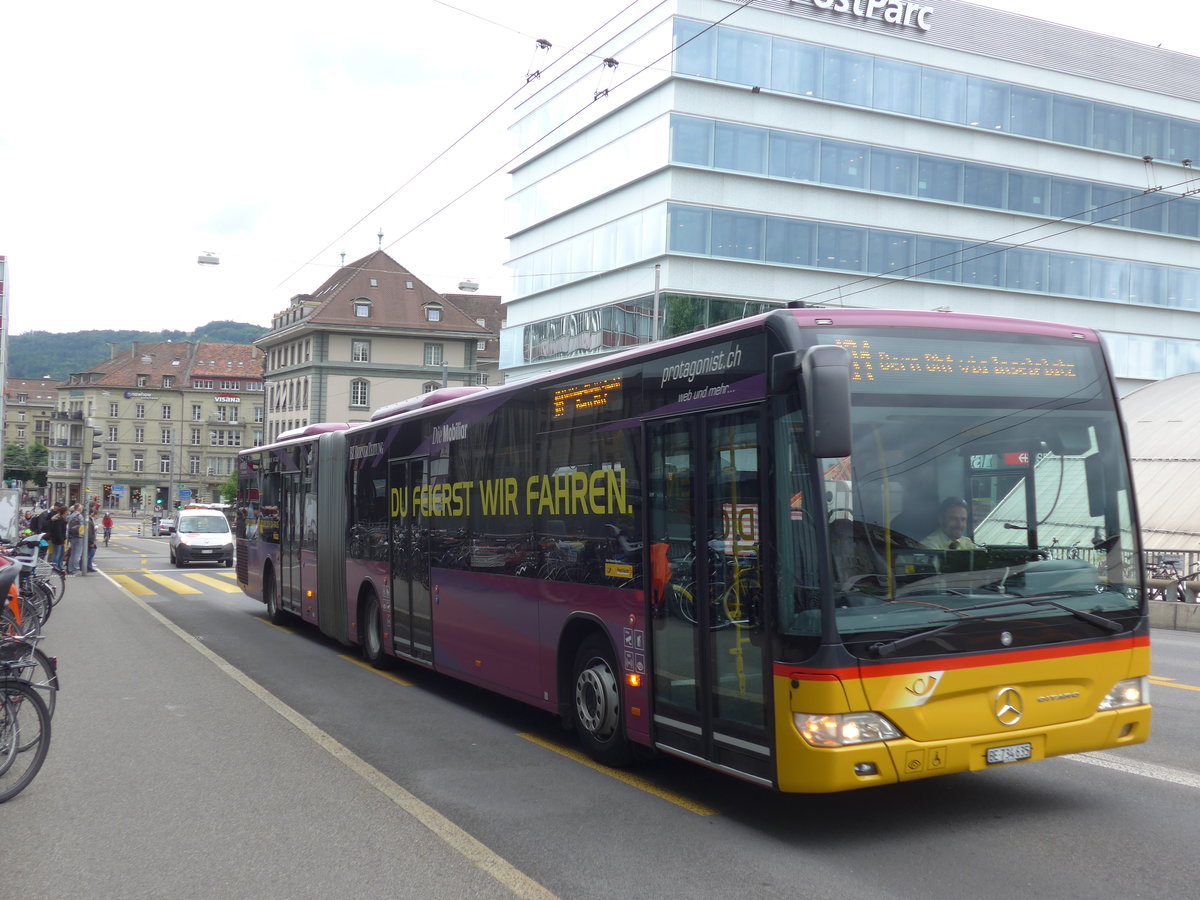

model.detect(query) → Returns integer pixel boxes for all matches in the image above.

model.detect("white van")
[169,507,234,567]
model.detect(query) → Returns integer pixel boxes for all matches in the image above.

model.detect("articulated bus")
[236,307,1150,792]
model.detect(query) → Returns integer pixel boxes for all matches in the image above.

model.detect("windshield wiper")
[868,594,1123,658]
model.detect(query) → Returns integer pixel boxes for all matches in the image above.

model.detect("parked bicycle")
[0,636,53,802]
[1146,557,1200,603]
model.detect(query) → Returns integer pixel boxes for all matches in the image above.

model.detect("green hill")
[6,322,268,381]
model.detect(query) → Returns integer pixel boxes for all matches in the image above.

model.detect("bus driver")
[922,496,980,550]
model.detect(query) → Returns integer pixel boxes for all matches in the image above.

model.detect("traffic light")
[89,427,103,462]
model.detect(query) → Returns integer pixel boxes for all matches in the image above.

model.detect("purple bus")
[236,307,1149,792]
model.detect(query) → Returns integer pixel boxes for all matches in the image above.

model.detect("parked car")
[169,507,233,567]
[156,516,177,535]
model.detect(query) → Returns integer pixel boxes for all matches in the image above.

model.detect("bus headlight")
[795,712,902,747]
[1097,677,1148,711]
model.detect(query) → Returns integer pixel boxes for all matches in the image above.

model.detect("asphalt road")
[6,526,1200,899]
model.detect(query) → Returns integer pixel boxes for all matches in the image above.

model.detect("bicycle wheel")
[0,679,51,803]
[12,647,57,722]
[40,569,66,607]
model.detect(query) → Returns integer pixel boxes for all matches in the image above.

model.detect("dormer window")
[353,299,372,318]
[424,303,442,322]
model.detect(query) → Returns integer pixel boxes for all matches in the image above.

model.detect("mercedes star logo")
[995,688,1023,726]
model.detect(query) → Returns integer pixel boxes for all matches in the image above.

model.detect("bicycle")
[1146,557,1199,603]
[0,639,53,802]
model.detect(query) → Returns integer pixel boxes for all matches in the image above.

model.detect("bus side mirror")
[803,345,852,459]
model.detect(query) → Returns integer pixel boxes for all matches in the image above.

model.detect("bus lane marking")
[183,572,244,593]
[517,733,718,817]
[142,572,203,594]
[341,654,414,686]
[1065,752,1200,791]
[115,581,559,900]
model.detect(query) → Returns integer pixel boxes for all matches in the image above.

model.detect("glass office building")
[502,0,1200,392]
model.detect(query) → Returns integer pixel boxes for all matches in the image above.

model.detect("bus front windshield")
[776,330,1141,660]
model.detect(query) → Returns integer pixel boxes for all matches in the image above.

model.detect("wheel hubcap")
[575,657,619,740]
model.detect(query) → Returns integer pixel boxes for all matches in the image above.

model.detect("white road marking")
[1065,751,1200,790]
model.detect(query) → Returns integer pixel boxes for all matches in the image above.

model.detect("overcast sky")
[2,0,1193,336]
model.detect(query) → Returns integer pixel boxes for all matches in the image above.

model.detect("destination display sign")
[818,331,1102,398]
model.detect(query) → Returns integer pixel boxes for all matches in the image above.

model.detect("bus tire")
[571,633,633,767]
[361,590,387,669]
[264,570,286,625]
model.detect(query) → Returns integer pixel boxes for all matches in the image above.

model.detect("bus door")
[279,470,303,616]
[390,457,433,662]
[647,409,772,784]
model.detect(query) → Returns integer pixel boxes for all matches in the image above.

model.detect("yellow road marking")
[142,572,202,594]
[341,655,414,686]
[184,572,243,593]
[1151,678,1200,693]
[255,616,295,634]
[110,574,155,596]
[518,733,718,816]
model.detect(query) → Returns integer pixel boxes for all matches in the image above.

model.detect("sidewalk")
[0,570,546,899]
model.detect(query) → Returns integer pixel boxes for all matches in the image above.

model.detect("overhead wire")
[276,0,651,290]
[379,1,759,259]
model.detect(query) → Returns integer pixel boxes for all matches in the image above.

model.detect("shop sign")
[811,0,934,32]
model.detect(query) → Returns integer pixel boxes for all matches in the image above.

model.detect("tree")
[3,443,49,488]
[219,472,237,504]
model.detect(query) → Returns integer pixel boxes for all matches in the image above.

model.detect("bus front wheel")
[571,634,633,767]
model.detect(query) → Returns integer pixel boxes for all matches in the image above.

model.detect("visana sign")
[811,0,934,32]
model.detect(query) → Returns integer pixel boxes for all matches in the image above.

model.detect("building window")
[253,430,263,447]
[161,428,173,445]
[136,375,148,387]
[253,406,264,424]
[107,455,117,472]
[369,278,378,287]
[133,454,144,473]
[210,430,242,447]
[424,343,443,366]
[351,339,371,362]
[193,379,213,390]
[245,381,263,391]
[16,426,25,439]
[422,381,440,393]
[108,426,119,442]
[109,402,119,417]
[190,428,201,445]
[134,426,145,443]
[162,375,175,388]
[135,403,145,419]
[192,404,202,421]
[220,380,238,391]
[476,340,487,351]
[161,404,172,419]
[189,455,201,476]
[353,300,371,318]
[350,379,370,408]
[424,304,442,322]
[476,373,489,385]
[160,455,171,475]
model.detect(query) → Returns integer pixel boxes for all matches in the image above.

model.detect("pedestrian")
[86,510,99,574]
[102,511,114,547]
[66,503,86,575]
[46,505,68,573]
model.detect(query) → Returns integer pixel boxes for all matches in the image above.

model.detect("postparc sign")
[812,0,934,32]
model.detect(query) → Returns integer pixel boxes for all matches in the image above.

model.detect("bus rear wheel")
[264,571,286,625]
[361,591,387,668]
[571,634,633,767]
